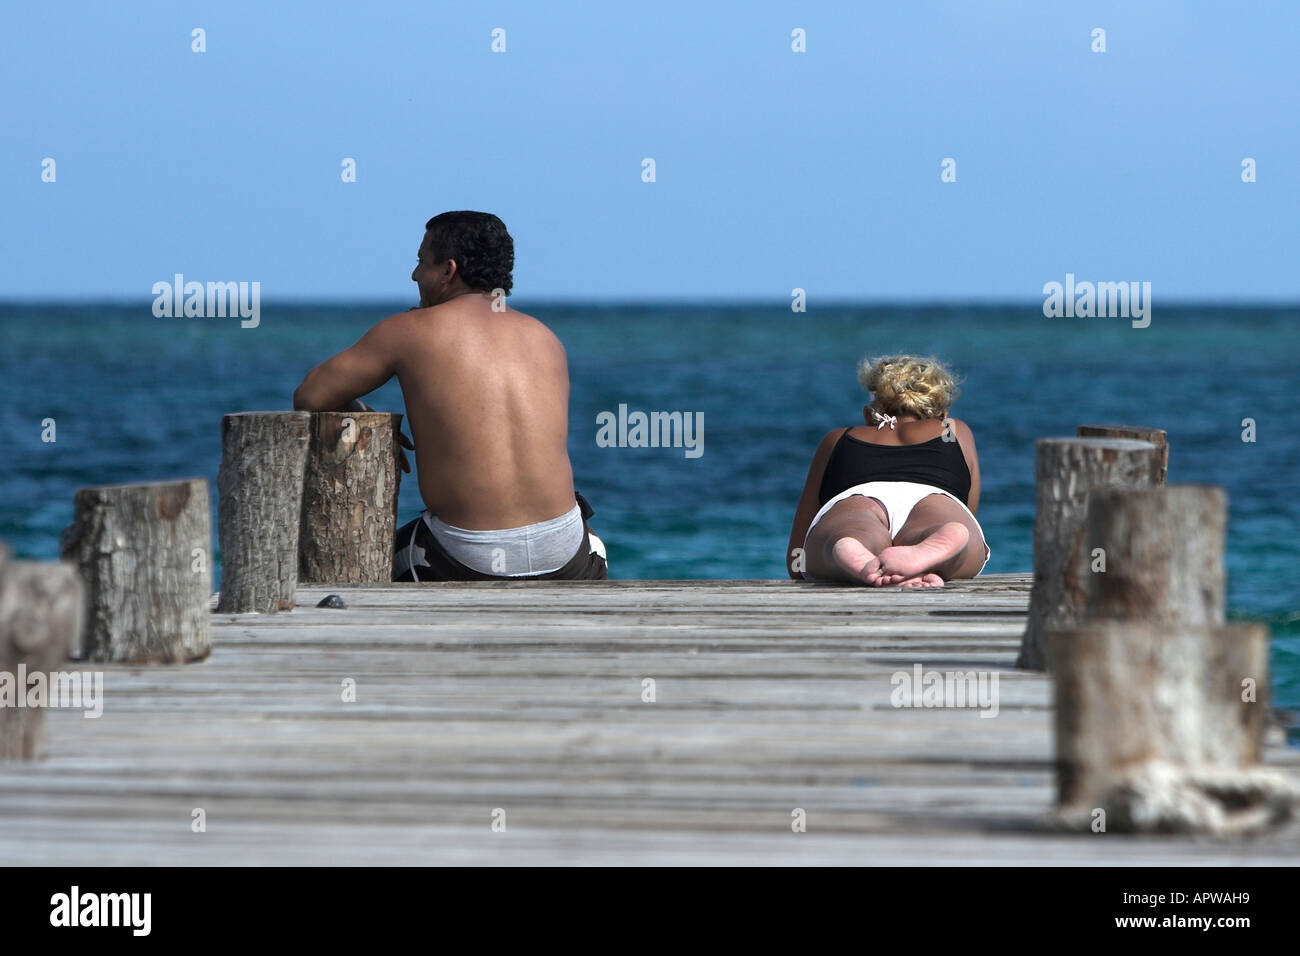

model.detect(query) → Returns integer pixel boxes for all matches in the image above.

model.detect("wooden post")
[1016,438,1162,671]
[1074,485,1225,626]
[60,478,212,663]
[1077,424,1168,484]
[1050,621,1292,833]
[298,412,403,584]
[0,561,85,759]
[216,412,312,613]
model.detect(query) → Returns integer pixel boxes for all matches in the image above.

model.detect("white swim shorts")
[803,480,991,577]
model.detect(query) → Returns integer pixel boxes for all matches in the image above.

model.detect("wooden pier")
[2,575,1298,865]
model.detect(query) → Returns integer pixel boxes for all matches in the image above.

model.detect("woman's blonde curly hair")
[857,354,961,420]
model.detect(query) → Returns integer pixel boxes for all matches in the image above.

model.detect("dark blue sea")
[2,302,1297,730]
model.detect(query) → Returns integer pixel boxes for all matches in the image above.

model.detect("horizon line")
[2,295,1299,309]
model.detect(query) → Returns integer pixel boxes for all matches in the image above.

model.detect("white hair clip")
[872,410,898,430]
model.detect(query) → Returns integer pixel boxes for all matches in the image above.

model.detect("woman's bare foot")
[864,522,970,585]
[830,537,877,583]
[898,573,944,588]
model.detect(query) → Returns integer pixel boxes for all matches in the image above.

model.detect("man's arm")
[293,319,398,412]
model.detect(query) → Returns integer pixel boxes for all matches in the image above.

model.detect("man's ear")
[442,258,459,282]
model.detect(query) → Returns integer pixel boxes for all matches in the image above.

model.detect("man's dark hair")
[425,211,514,296]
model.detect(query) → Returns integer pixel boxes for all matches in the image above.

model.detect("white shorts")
[803,481,990,577]
[424,503,587,577]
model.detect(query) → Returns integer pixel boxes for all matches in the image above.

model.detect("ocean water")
[2,302,1297,730]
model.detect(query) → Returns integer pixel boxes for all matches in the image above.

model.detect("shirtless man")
[293,211,607,581]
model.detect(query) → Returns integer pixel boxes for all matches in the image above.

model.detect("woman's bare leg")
[805,496,939,585]
[863,495,987,585]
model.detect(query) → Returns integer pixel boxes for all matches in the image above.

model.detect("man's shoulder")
[397,301,564,352]
[374,303,455,339]
[406,299,546,327]
[495,302,545,327]
[372,307,424,331]
[498,305,565,350]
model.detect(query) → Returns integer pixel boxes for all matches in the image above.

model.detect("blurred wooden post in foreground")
[1076,424,1168,484]
[217,412,312,613]
[298,411,403,584]
[1049,485,1295,833]
[60,478,211,663]
[1016,438,1163,670]
[1051,621,1290,833]
[0,552,84,759]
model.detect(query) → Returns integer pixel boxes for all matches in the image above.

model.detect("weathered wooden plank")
[6,814,1299,867]
[0,577,1294,865]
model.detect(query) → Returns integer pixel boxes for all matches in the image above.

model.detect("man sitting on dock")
[293,211,608,581]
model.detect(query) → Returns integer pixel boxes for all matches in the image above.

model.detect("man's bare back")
[294,295,577,530]
[396,296,576,528]
[293,214,580,532]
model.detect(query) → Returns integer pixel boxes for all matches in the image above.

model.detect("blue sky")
[2,1,1296,301]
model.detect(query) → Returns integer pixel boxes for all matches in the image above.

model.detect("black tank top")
[818,429,972,506]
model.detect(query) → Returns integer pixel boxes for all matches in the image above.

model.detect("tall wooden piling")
[298,411,403,584]
[1016,438,1163,670]
[1076,424,1168,484]
[60,478,212,663]
[0,560,85,759]
[217,412,312,613]
[1074,485,1225,626]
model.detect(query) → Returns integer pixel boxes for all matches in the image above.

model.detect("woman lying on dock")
[787,355,989,587]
